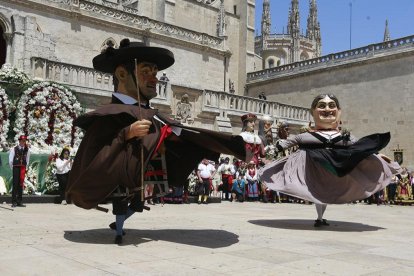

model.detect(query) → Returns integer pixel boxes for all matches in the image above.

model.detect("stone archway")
[0,26,6,67]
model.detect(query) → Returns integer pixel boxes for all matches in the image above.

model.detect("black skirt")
[303,132,390,177]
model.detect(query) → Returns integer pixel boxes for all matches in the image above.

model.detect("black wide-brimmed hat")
[93,38,175,73]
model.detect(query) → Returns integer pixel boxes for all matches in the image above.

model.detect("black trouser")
[12,166,23,205]
[56,172,69,202]
[197,178,210,196]
[388,183,397,202]
[112,190,144,215]
[221,176,231,200]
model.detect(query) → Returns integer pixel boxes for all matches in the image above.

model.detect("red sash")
[16,166,26,188]
[152,125,172,158]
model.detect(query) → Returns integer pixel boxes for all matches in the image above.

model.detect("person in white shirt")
[217,157,235,200]
[55,148,73,205]
[197,158,216,204]
[9,135,30,207]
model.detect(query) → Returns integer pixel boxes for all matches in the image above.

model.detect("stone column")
[10,15,26,70]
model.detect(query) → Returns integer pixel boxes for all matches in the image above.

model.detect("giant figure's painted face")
[311,95,341,130]
[136,62,159,101]
[245,120,255,132]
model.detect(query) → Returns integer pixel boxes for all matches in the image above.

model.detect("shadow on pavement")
[64,228,239,248]
[248,219,385,232]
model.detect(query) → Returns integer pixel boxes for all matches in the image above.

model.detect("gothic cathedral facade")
[255,0,322,69]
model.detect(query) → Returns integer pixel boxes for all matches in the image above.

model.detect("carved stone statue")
[175,94,193,124]
[258,114,274,146]
[229,79,235,93]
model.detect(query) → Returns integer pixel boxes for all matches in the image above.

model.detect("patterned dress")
[259,131,401,204]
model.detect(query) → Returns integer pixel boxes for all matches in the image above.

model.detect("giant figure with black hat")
[9,135,30,207]
[66,39,248,244]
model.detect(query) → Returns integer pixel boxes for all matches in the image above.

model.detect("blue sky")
[255,0,414,55]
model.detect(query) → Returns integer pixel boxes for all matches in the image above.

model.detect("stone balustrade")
[248,35,414,82]
[30,57,309,124]
[31,57,113,95]
[30,57,171,104]
[203,90,310,124]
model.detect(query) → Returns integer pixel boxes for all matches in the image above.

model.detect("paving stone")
[0,202,413,275]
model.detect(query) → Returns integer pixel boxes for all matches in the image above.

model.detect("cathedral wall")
[247,51,414,169]
[172,0,217,35]
[1,0,256,95]
[1,1,230,91]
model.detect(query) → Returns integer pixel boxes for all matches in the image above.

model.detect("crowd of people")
[0,135,73,207]
[368,167,413,205]
[141,154,413,207]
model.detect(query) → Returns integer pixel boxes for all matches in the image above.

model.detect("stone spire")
[383,19,390,42]
[288,0,300,63]
[306,0,322,56]
[287,0,300,37]
[217,0,226,37]
[261,0,271,38]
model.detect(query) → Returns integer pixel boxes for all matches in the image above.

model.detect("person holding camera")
[55,148,72,205]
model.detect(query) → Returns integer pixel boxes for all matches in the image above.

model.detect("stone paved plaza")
[0,201,413,275]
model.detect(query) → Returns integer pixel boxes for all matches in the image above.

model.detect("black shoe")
[314,219,323,227]
[109,222,125,236]
[16,203,26,207]
[114,235,123,245]
[314,219,329,227]
[11,203,17,208]
[203,201,208,205]
[198,201,201,205]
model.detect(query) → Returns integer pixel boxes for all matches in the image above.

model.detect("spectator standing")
[246,161,259,201]
[9,135,30,207]
[55,148,73,205]
[387,175,398,204]
[217,157,235,200]
[197,158,216,204]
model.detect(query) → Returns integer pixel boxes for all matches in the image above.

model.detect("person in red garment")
[9,135,30,207]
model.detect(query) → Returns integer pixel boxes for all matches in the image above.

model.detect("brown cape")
[66,104,248,209]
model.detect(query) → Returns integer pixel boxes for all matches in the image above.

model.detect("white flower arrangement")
[13,81,84,153]
[0,63,30,85]
[44,158,59,193]
[23,163,40,195]
[0,87,10,147]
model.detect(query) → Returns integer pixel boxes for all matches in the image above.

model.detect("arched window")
[0,26,6,67]
[268,59,274,68]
